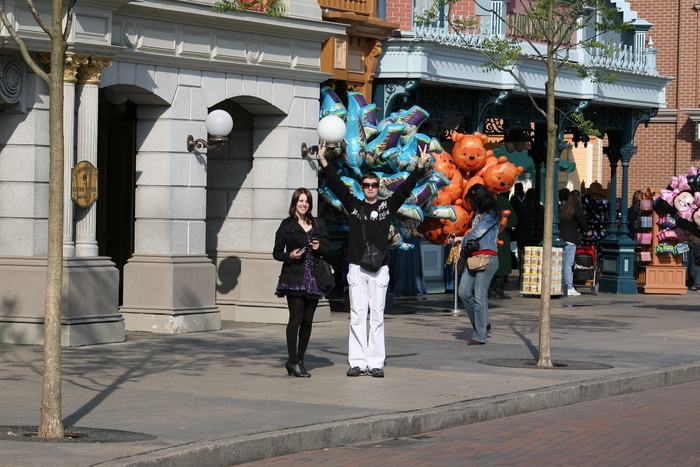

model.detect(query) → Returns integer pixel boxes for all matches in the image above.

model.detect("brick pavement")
[243,380,700,466]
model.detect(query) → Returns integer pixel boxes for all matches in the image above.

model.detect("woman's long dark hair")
[559,191,582,222]
[466,183,501,217]
[288,187,314,222]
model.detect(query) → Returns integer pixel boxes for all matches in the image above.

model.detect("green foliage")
[480,36,522,72]
[568,112,601,138]
[415,0,453,26]
[213,0,286,17]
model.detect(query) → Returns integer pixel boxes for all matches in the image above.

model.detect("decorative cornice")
[65,55,90,83]
[650,108,678,123]
[77,56,113,84]
[38,53,91,83]
[682,108,700,123]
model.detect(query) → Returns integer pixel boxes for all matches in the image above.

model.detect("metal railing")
[587,44,649,74]
[413,12,495,48]
[410,6,657,75]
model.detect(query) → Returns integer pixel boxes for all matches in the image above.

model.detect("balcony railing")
[411,7,658,75]
[319,0,373,16]
[587,44,650,75]
[413,11,496,48]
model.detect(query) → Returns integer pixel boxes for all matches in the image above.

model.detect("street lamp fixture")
[301,114,347,158]
[503,128,531,153]
[187,109,234,152]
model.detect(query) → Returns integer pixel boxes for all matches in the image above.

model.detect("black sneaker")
[346,366,366,377]
[369,368,384,378]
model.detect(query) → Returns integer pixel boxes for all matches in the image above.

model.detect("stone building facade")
[0,0,344,345]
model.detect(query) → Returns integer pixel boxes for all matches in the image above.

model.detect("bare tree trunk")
[537,3,557,368]
[38,0,67,439]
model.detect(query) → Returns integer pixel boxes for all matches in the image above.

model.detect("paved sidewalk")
[1,287,700,467]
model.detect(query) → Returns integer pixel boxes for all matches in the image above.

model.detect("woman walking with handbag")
[456,184,502,345]
[273,188,330,377]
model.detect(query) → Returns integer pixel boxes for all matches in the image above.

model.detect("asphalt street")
[241,379,700,466]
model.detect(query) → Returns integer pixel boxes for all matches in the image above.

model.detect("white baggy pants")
[347,264,389,369]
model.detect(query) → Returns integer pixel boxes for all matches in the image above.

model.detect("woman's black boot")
[286,361,310,378]
[298,360,307,374]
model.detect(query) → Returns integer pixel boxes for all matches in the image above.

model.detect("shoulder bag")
[456,238,480,273]
[311,218,335,293]
[467,254,489,271]
[359,205,386,272]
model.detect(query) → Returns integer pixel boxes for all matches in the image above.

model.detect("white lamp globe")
[205,110,234,137]
[317,115,346,143]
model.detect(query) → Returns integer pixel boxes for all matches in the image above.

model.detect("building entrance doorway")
[96,93,137,305]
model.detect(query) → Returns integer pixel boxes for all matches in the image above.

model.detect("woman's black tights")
[286,296,318,364]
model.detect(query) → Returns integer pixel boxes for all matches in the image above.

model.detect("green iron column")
[599,144,638,293]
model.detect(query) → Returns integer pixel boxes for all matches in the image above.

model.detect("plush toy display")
[317,88,522,248]
[654,167,700,244]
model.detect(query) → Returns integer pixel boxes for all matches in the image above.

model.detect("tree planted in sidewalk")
[0,0,78,438]
[418,0,628,366]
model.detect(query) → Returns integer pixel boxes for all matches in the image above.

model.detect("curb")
[98,361,700,467]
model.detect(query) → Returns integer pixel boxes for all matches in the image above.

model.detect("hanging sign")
[71,161,99,208]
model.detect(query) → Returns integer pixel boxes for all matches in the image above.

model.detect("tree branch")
[0,6,49,83]
[25,0,53,37]
[63,0,78,42]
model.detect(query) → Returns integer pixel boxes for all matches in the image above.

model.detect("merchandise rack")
[636,189,687,294]
[520,246,564,297]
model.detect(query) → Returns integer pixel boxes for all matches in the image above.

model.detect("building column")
[119,86,221,333]
[62,55,86,257]
[75,57,111,257]
[0,55,124,346]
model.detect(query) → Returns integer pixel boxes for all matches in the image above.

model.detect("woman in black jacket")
[558,191,593,296]
[273,188,330,377]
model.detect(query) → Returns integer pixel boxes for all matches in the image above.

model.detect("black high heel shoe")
[286,361,310,378]
[298,360,307,374]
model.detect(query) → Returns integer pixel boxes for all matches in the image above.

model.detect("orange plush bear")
[449,131,492,174]
[431,150,464,207]
[419,206,472,245]
[482,159,524,194]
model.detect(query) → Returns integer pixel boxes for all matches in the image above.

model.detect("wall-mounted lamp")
[503,129,531,153]
[187,109,234,152]
[301,114,347,158]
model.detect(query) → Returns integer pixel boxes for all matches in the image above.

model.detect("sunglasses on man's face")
[362,182,379,189]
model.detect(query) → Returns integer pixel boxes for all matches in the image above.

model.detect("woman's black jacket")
[273,216,330,286]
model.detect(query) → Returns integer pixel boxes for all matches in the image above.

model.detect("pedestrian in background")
[456,184,501,345]
[490,193,518,299]
[509,182,525,213]
[558,190,593,296]
[627,189,644,237]
[514,188,543,268]
[273,188,330,377]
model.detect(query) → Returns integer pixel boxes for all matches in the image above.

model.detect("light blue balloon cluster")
[318,87,457,249]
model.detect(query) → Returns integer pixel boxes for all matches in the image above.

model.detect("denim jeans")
[458,255,499,342]
[563,243,576,290]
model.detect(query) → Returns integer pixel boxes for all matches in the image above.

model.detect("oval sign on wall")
[71,161,99,208]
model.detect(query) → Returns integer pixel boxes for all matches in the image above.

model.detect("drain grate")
[479,358,614,370]
[0,426,156,443]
